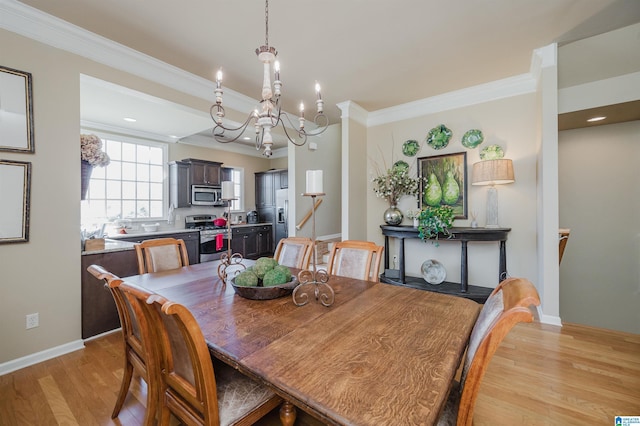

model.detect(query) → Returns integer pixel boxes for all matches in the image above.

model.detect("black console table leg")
[460,240,468,293]
[499,240,507,282]
[399,238,406,284]
[384,235,390,270]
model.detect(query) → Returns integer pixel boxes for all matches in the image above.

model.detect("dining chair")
[86,264,159,426]
[273,237,313,269]
[135,237,189,274]
[118,282,284,426]
[437,277,541,426]
[326,240,384,282]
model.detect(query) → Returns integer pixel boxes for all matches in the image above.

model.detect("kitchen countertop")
[83,223,273,255]
[82,238,136,255]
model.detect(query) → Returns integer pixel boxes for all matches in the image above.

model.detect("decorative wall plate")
[393,160,409,173]
[402,139,420,157]
[421,259,446,285]
[479,144,505,160]
[426,125,452,150]
[461,129,484,149]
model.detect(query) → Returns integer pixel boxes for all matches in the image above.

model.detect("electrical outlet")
[392,255,398,266]
[26,313,39,329]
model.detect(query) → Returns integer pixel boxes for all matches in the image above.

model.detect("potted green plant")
[417,205,454,246]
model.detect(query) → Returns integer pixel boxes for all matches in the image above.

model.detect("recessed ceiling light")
[123,117,137,122]
[243,136,252,140]
[169,135,179,139]
[587,116,606,122]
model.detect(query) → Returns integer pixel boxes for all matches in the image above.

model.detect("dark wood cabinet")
[183,158,222,186]
[81,249,138,339]
[112,231,200,267]
[169,160,191,207]
[278,170,288,189]
[255,171,275,207]
[230,225,272,259]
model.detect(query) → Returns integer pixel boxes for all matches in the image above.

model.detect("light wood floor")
[1,321,638,425]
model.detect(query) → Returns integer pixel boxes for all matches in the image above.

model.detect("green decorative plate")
[426,125,452,150]
[480,144,505,160]
[402,139,420,157]
[393,160,409,173]
[461,129,484,149]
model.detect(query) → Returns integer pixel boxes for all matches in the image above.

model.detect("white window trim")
[81,128,169,221]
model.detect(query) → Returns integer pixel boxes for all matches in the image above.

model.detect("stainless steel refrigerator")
[275,189,288,246]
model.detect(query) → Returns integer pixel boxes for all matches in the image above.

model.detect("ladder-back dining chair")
[273,237,313,269]
[134,237,189,274]
[86,264,159,426]
[437,277,541,426]
[118,282,285,426]
[326,240,384,282]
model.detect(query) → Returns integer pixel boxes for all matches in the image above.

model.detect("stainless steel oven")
[185,215,229,262]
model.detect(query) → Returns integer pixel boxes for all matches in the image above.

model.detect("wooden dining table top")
[123,261,481,425]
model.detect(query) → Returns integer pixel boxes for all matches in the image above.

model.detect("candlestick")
[306,170,323,194]
[293,193,334,307]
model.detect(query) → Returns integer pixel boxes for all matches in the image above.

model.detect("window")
[82,136,167,224]
[227,167,244,212]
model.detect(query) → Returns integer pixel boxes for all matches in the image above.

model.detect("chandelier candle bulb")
[222,181,234,200]
[306,170,323,194]
[216,69,223,88]
[274,61,280,81]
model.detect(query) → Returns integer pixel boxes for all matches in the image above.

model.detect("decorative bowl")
[421,259,446,285]
[230,276,298,300]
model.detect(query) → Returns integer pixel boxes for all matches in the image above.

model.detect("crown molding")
[366,72,537,127]
[0,0,257,114]
[81,120,179,144]
[336,100,368,126]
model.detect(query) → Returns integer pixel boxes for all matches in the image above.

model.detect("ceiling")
[17,0,640,148]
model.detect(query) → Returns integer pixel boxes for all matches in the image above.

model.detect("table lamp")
[471,159,515,228]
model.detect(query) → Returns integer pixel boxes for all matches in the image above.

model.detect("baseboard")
[539,311,563,327]
[317,233,341,241]
[83,328,121,342]
[0,339,85,376]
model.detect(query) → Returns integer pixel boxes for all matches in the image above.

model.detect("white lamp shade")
[472,159,515,186]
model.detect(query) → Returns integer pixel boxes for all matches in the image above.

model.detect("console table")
[380,225,511,303]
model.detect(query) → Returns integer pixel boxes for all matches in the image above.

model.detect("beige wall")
[0,28,274,365]
[292,123,342,239]
[559,121,640,334]
[366,94,539,288]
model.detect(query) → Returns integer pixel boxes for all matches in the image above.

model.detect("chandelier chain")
[264,0,269,47]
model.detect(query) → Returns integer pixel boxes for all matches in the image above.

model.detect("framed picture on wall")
[418,152,467,219]
[0,159,31,243]
[0,65,35,153]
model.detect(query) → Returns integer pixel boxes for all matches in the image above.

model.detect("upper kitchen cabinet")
[183,158,222,186]
[169,160,191,208]
[255,171,275,207]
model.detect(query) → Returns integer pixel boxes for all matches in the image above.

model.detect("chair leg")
[111,360,134,418]
[142,377,159,426]
[279,401,297,426]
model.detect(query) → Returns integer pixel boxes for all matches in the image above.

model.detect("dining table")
[123,261,481,425]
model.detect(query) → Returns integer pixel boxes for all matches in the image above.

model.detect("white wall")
[558,121,640,334]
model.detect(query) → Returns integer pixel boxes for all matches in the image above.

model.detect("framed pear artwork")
[417,152,467,219]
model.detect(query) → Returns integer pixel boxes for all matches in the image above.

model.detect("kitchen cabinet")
[81,249,138,339]
[255,171,275,207]
[114,231,200,266]
[278,170,288,189]
[230,225,272,259]
[183,158,222,186]
[169,160,191,208]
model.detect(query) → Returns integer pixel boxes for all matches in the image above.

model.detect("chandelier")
[210,0,329,157]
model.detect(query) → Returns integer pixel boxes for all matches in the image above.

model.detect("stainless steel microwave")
[191,185,225,206]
